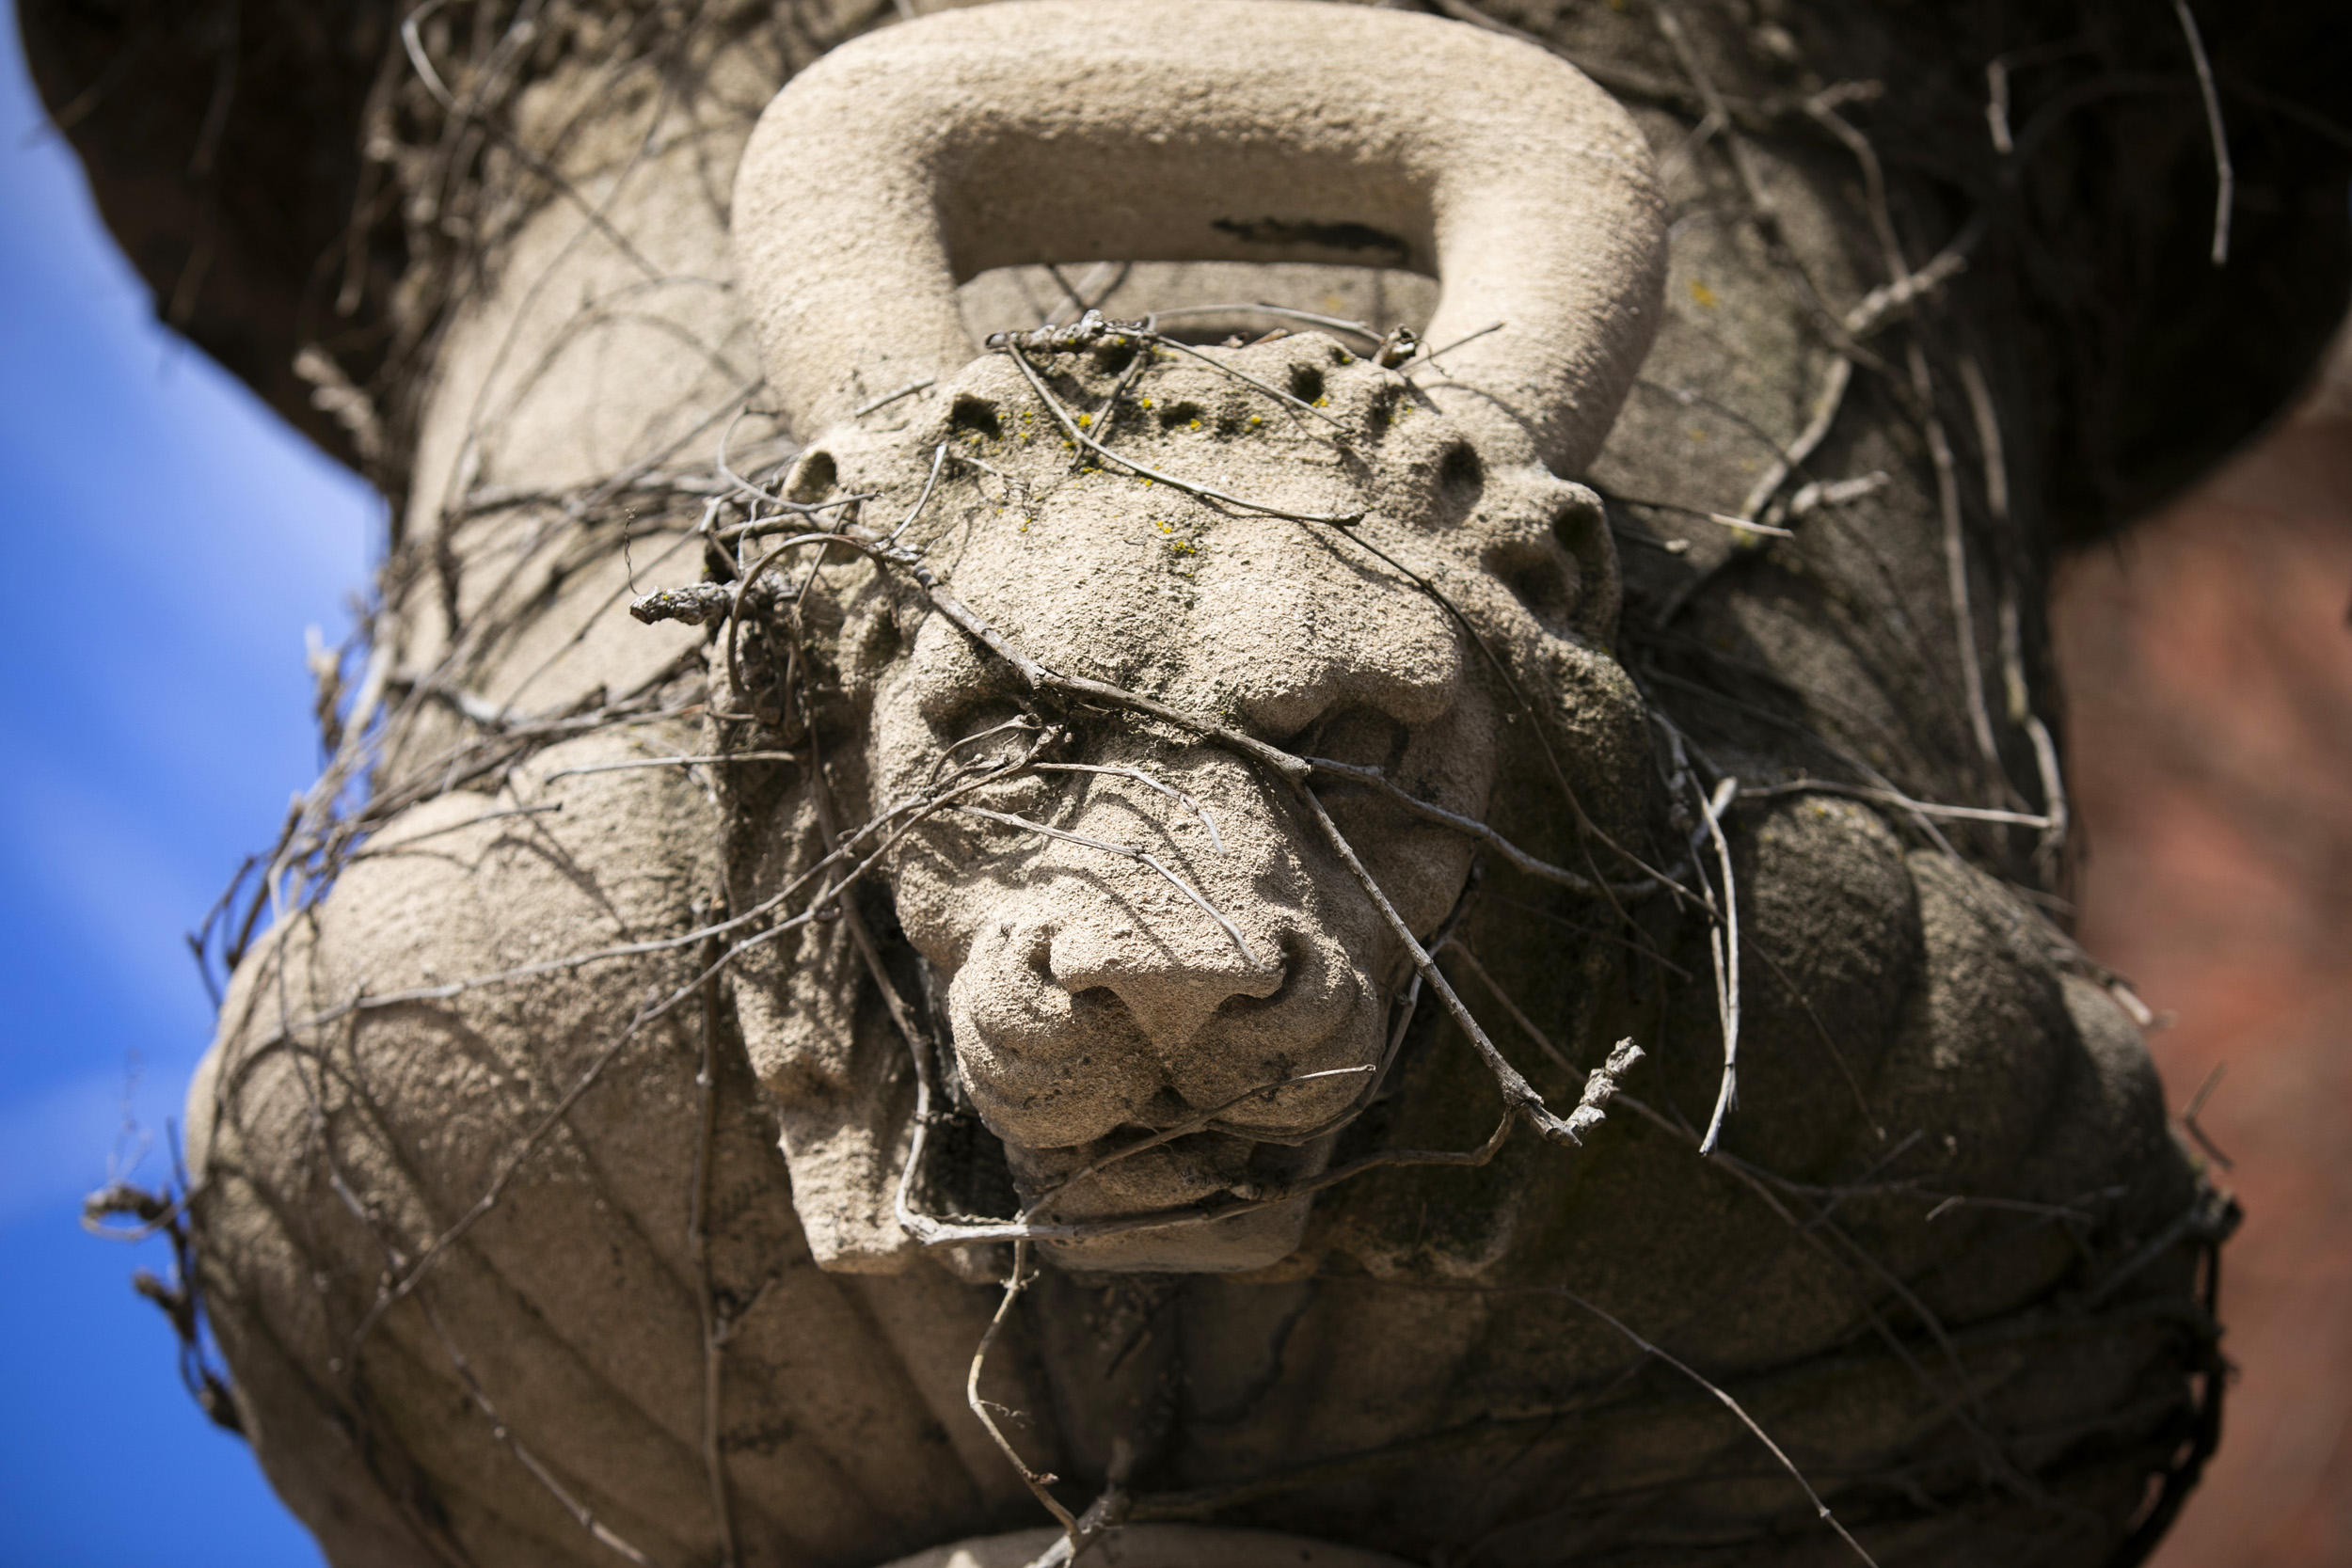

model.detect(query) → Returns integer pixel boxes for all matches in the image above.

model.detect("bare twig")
[1412,320,1504,370]
[1018,1476,1132,1568]
[1292,785,1591,1144]
[1736,778,2050,829]
[342,803,564,860]
[1150,301,1381,343]
[1030,762,1224,851]
[684,912,737,1568]
[2171,0,2233,266]
[1964,344,2070,866]
[1910,343,2003,776]
[539,752,797,783]
[1538,1284,1882,1568]
[2180,1063,2234,1171]
[953,803,1264,970]
[1307,756,1663,897]
[1439,939,1576,1074]
[968,1241,1083,1539]
[711,493,876,545]
[1739,356,1852,523]
[1955,354,2010,528]
[852,377,936,418]
[1607,492,1799,540]
[889,442,950,543]
[1137,330,1347,430]
[1003,343,1364,526]
[417,1295,661,1567]
[1692,773,1742,1157]
[1841,241,1973,339]
[629,582,735,626]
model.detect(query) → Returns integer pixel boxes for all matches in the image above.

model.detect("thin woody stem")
[1004,341,1365,526]
[1290,784,1584,1144]
[967,1241,1082,1539]
[953,804,1265,970]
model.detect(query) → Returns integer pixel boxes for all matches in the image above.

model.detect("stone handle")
[732,0,1666,473]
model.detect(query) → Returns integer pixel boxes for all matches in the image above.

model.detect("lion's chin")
[1003,1128,1342,1275]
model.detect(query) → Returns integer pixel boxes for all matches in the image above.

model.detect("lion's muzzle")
[937,765,1395,1271]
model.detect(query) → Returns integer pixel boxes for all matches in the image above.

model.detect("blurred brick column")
[2055,335,2352,1568]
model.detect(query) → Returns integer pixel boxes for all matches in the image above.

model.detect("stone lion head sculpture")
[719,0,1666,1275]
[150,1,2228,1559]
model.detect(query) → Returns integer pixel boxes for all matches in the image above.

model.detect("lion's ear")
[723,793,928,1274]
[780,447,836,503]
[837,578,909,705]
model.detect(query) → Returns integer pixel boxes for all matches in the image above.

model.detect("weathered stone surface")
[115,1,2260,1561]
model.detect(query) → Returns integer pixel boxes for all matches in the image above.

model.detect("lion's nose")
[1045,922,1286,1051]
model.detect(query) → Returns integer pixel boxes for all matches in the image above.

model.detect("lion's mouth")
[1009,1124,1333,1218]
[1002,1125,1343,1273]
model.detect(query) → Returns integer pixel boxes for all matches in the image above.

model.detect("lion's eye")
[1289,705,1410,772]
[1492,536,1581,634]
[1431,441,1485,528]
[930,696,1030,756]
[782,448,835,502]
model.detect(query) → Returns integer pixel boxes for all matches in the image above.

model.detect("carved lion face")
[803,332,1647,1270]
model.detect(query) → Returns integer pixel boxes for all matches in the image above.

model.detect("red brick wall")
[2056,337,2352,1568]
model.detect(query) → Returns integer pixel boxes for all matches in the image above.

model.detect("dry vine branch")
[852,377,936,418]
[967,1241,1083,1541]
[685,910,739,1568]
[1306,757,1666,898]
[1438,938,1577,1076]
[1015,1066,1376,1223]
[1909,342,2006,780]
[1134,327,1348,431]
[1690,770,1742,1157]
[1420,1277,1884,1568]
[332,740,1056,1354]
[1293,786,1595,1147]
[951,803,1265,970]
[417,1294,661,1568]
[2169,0,2233,266]
[1737,778,2050,828]
[1028,762,1224,851]
[1002,341,1366,526]
[539,752,797,782]
[1150,301,1383,343]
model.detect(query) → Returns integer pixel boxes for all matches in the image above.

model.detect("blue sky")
[0,5,372,1559]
